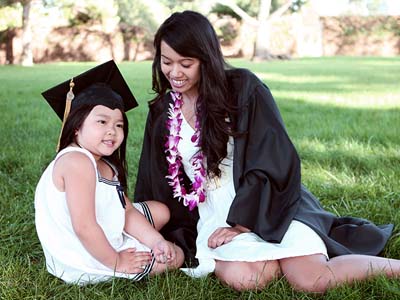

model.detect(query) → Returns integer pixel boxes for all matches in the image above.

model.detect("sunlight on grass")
[255,72,341,84]
[232,57,400,109]
[1,57,400,299]
[255,70,400,109]
[275,91,400,108]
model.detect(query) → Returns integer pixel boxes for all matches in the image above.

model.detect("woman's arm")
[207,224,251,249]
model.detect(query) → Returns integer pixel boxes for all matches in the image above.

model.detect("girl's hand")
[208,226,248,249]
[115,248,152,274]
[153,240,176,264]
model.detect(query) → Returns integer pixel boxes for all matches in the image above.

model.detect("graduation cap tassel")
[56,79,75,152]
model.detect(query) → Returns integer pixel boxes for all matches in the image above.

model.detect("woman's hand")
[208,225,250,249]
[153,240,176,264]
[115,248,152,274]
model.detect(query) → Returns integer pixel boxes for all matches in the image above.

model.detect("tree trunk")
[21,0,33,66]
[214,0,294,60]
[214,0,258,59]
[122,33,132,61]
[253,0,272,60]
[6,28,16,64]
[132,42,140,62]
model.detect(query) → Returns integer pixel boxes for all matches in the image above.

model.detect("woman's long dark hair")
[152,10,235,177]
[58,104,129,190]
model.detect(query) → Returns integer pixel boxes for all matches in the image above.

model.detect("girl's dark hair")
[152,10,235,177]
[58,104,129,190]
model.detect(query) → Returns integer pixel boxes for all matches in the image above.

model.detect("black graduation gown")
[134,68,393,266]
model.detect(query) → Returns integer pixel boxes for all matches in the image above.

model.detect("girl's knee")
[145,200,170,230]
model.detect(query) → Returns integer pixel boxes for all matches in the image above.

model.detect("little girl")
[35,60,184,285]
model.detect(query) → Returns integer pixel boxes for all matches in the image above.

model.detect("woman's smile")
[171,78,187,88]
[160,40,201,97]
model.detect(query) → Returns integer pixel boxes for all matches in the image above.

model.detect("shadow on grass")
[1,58,400,299]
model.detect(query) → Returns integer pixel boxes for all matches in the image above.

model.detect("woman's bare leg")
[280,253,400,293]
[215,260,281,291]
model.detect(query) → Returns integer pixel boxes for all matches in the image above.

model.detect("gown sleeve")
[226,73,393,255]
[134,112,154,202]
[227,83,302,243]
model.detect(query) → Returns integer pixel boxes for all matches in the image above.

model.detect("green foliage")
[159,0,202,11]
[290,0,307,12]
[42,0,118,27]
[115,0,158,33]
[386,17,400,36]
[211,0,307,19]
[1,57,400,299]
[212,0,259,19]
[216,21,238,44]
[334,16,400,39]
[0,2,21,30]
[0,0,19,6]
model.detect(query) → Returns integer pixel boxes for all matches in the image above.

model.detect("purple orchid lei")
[165,91,206,211]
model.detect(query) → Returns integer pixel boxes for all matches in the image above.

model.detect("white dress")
[35,147,154,285]
[178,115,328,278]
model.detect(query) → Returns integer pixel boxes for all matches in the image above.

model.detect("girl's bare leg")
[280,253,400,293]
[141,200,170,230]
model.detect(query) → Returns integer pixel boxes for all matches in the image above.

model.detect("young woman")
[134,11,399,292]
[35,61,183,285]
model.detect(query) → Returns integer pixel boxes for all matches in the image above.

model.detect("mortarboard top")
[41,60,138,151]
[41,60,138,120]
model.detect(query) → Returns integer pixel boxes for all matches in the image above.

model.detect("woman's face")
[160,40,201,99]
[75,105,124,160]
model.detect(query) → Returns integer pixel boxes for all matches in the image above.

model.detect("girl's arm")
[124,200,165,248]
[59,152,151,271]
[124,200,176,262]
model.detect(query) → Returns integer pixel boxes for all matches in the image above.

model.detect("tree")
[0,0,34,65]
[115,0,160,61]
[211,0,306,60]
[159,0,203,12]
[20,0,33,65]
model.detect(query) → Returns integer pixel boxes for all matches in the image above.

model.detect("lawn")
[0,57,399,299]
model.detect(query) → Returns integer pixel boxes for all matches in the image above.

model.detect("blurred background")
[1,3,400,299]
[1,0,399,66]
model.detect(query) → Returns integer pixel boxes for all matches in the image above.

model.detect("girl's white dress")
[178,115,328,277]
[35,147,154,285]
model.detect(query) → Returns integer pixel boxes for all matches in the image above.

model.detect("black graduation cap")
[42,60,138,120]
[41,60,138,151]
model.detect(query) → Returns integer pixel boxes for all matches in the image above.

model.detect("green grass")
[1,57,400,299]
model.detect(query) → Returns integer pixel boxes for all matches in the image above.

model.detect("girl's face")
[160,40,201,99]
[75,105,124,160]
